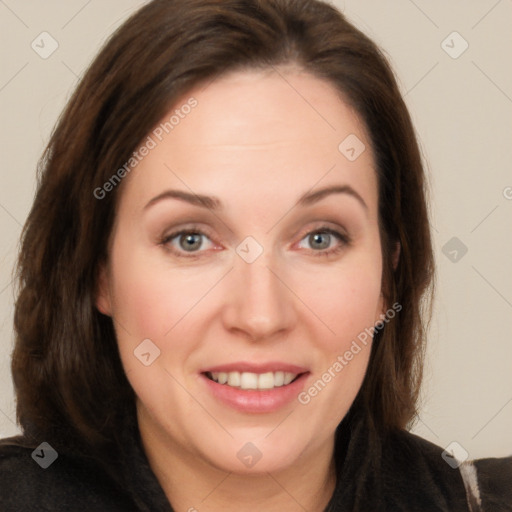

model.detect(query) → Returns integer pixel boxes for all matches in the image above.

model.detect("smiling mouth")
[203,370,304,390]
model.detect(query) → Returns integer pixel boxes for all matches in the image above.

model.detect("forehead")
[118,67,377,217]
[167,67,371,154]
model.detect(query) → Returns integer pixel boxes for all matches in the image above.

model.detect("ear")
[374,290,388,329]
[392,241,401,270]
[95,262,112,316]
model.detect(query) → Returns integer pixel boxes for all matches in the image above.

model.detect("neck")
[137,408,337,512]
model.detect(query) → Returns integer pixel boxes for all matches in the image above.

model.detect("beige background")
[1,1,511,460]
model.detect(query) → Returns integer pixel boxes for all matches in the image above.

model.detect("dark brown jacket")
[1,411,510,511]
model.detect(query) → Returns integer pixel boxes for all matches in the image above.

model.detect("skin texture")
[97,67,387,511]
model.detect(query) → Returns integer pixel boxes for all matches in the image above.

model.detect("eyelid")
[294,220,348,241]
[161,223,215,242]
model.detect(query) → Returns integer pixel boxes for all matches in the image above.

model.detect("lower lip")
[200,373,309,413]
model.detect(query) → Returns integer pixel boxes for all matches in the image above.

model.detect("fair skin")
[97,67,387,512]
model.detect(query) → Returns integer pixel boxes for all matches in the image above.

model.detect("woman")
[0,0,510,510]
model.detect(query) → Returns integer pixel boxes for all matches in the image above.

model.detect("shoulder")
[461,455,512,511]
[376,429,470,510]
[382,429,512,512]
[0,437,138,512]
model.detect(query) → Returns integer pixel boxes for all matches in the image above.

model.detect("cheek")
[108,245,207,339]
[293,262,381,423]
[107,243,230,391]
[294,255,383,347]
[110,267,170,339]
[107,248,208,407]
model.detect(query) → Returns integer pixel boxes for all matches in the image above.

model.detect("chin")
[204,440,304,475]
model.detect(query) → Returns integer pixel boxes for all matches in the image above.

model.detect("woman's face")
[97,68,385,474]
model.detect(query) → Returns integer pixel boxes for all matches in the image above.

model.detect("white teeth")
[227,371,241,387]
[257,372,274,390]
[273,371,285,386]
[208,370,299,389]
[283,372,295,385]
[240,372,258,390]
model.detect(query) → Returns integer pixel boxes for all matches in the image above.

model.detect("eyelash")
[160,225,351,259]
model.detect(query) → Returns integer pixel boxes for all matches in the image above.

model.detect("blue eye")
[162,230,214,254]
[297,227,349,256]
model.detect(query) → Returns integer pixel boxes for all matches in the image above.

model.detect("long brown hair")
[10,0,434,465]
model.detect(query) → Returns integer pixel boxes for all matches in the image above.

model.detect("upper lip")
[200,362,309,374]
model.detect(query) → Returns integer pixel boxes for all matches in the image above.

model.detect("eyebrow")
[144,185,368,212]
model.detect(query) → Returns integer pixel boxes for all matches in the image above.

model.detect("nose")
[221,250,296,342]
